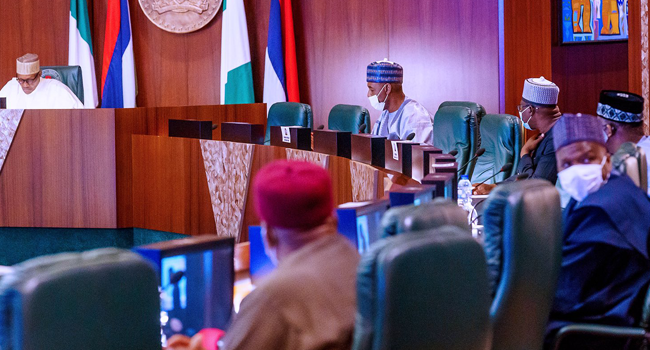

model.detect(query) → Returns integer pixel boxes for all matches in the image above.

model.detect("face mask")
[558,156,607,202]
[519,106,534,130]
[603,130,609,143]
[368,84,389,111]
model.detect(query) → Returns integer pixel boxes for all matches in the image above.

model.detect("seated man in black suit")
[547,113,650,349]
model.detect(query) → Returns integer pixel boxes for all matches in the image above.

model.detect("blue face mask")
[519,106,534,130]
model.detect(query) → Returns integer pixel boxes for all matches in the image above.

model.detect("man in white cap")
[367,59,434,144]
[0,53,83,109]
[475,77,561,194]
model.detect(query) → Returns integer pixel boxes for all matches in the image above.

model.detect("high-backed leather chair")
[613,142,648,191]
[353,226,492,350]
[433,106,479,177]
[380,199,468,238]
[472,114,522,183]
[328,104,371,134]
[0,248,160,350]
[41,65,85,104]
[550,286,650,349]
[439,101,486,147]
[264,102,313,145]
[482,180,563,350]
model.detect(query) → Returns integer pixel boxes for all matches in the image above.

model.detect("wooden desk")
[0,106,418,243]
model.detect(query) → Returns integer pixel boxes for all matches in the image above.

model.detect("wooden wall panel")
[629,0,643,95]
[550,0,629,116]
[131,135,215,234]
[115,103,267,228]
[503,0,553,117]
[1,0,503,129]
[0,1,70,87]
[387,0,501,117]
[0,109,117,228]
[552,43,629,115]
[293,0,390,126]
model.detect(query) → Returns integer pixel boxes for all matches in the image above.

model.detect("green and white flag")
[220,0,255,104]
[69,0,98,108]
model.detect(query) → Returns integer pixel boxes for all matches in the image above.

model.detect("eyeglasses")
[16,74,39,85]
[516,104,532,113]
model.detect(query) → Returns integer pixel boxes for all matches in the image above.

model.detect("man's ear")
[603,154,613,180]
[605,124,615,138]
[261,222,278,248]
[385,83,392,95]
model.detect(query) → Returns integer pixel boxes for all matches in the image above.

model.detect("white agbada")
[0,77,83,109]
[636,135,650,195]
[371,97,434,144]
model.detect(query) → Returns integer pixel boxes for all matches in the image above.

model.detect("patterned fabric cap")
[553,113,606,151]
[597,90,644,123]
[522,76,560,106]
[367,59,403,84]
[16,53,40,75]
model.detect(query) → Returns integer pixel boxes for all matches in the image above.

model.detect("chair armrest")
[553,324,648,350]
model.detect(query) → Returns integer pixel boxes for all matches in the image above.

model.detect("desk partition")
[0,106,416,245]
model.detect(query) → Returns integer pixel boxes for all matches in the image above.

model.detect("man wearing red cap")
[220,160,360,350]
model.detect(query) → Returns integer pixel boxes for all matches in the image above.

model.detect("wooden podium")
[0,105,416,242]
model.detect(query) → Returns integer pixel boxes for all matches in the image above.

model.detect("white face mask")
[558,156,608,202]
[368,84,389,111]
[519,106,534,130]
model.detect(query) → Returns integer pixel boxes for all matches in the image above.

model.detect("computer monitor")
[248,226,275,284]
[422,173,456,200]
[388,184,437,207]
[337,199,390,253]
[135,236,234,339]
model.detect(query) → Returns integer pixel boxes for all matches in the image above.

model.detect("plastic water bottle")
[457,175,472,208]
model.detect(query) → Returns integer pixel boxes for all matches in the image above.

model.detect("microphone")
[474,163,513,188]
[457,148,485,174]
[358,123,367,134]
[449,150,459,157]
[406,132,416,141]
[316,125,325,130]
[169,270,185,285]
[212,124,219,130]
[473,166,495,180]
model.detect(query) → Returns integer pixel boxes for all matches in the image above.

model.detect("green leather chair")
[482,180,563,350]
[613,142,648,191]
[264,102,313,145]
[433,106,479,177]
[353,226,492,350]
[0,248,161,350]
[328,104,371,134]
[380,198,469,238]
[550,286,650,349]
[472,114,522,184]
[439,101,486,148]
[41,65,85,104]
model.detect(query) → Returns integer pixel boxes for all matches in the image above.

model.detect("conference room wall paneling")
[502,0,553,117]
[0,109,118,228]
[1,0,504,129]
[550,0,630,116]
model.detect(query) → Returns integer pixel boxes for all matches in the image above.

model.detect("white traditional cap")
[16,53,40,75]
[522,76,560,106]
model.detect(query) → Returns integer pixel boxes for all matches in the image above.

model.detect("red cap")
[253,160,334,229]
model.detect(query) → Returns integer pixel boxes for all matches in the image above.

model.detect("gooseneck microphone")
[449,150,459,157]
[474,163,513,188]
[406,132,416,141]
[457,148,485,174]
[358,123,367,134]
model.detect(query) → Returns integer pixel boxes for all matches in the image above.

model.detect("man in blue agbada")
[367,59,434,144]
[547,113,650,349]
